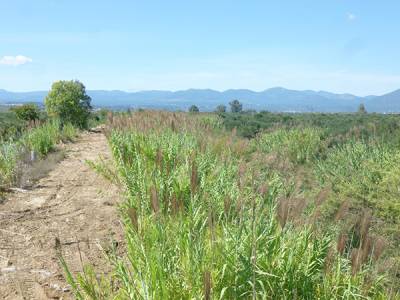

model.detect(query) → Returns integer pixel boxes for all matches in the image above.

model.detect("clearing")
[0,130,122,299]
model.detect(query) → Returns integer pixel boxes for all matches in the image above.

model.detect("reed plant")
[22,120,79,157]
[22,121,60,157]
[61,122,80,142]
[315,140,400,225]
[254,127,324,165]
[63,111,388,299]
[0,141,19,188]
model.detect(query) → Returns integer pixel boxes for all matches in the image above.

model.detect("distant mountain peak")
[0,87,399,112]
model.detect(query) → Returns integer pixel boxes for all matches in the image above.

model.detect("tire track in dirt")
[0,130,123,299]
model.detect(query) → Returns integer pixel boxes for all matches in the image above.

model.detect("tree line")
[190,101,369,114]
[189,99,243,113]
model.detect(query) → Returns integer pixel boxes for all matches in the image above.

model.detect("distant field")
[221,111,400,141]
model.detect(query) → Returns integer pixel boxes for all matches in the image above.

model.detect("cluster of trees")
[189,101,369,115]
[11,80,92,128]
[189,99,244,113]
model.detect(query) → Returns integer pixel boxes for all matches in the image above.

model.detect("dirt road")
[0,131,122,299]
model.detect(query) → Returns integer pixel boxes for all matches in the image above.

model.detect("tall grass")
[315,141,400,223]
[61,122,80,142]
[63,112,387,299]
[0,142,19,188]
[22,120,79,157]
[254,128,324,165]
[0,120,79,188]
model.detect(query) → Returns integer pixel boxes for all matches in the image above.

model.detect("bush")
[45,80,92,129]
[188,105,199,113]
[0,111,24,141]
[11,103,40,122]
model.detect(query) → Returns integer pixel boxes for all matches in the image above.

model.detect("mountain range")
[1,87,400,113]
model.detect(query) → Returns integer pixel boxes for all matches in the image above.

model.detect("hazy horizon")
[1,1,400,96]
[1,86,398,98]
[0,86,400,97]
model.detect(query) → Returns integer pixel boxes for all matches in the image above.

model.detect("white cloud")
[0,55,33,66]
[347,13,356,21]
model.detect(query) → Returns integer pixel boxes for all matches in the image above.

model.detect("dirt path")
[0,131,123,299]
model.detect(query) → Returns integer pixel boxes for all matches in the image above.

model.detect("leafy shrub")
[11,103,40,121]
[0,110,24,141]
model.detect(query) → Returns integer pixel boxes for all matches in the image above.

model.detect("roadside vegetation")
[62,110,400,299]
[0,80,96,192]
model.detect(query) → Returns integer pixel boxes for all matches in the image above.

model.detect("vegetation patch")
[62,111,393,299]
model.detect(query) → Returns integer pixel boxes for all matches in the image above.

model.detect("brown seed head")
[203,271,212,300]
[337,233,348,255]
[127,207,138,231]
[150,186,160,214]
[277,197,289,229]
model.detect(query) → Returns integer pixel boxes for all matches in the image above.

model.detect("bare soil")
[0,130,123,299]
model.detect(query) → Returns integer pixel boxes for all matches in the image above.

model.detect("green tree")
[229,99,243,113]
[215,104,226,113]
[45,80,92,128]
[11,103,40,121]
[188,105,200,113]
[358,103,367,114]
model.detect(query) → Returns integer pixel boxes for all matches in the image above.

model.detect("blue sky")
[0,0,399,95]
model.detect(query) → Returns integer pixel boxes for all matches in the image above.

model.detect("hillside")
[365,89,400,112]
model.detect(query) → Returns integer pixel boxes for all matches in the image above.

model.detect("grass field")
[61,110,400,299]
